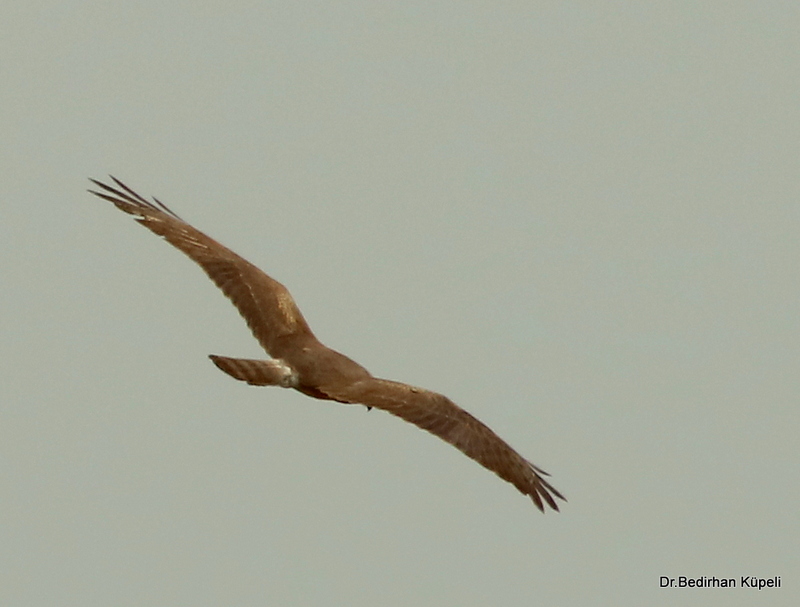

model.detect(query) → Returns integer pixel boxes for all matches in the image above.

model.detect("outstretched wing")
[323,378,565,511]
[89,177,314,357]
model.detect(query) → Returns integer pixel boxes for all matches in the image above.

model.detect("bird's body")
[90,177,565,512]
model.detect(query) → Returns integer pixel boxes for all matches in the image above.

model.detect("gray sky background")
[2,2,797,605]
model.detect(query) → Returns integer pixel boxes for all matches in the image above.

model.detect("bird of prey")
[89,177,565,512]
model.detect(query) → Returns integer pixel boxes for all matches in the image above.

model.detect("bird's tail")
[209,355,298,388]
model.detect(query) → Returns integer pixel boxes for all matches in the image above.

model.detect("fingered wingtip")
[87,176,184,221]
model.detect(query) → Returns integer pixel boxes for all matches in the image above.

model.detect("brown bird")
[89,177,565,512]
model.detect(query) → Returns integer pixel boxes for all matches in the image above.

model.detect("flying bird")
[89,177,565,512]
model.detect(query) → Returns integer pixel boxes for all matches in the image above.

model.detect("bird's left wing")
[89,177,314,356]
[321,378,565,511]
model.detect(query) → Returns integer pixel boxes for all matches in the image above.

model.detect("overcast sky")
[1,2,797,605]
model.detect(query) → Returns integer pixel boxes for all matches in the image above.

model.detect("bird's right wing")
[89,177,314,356]
[322,378,565,511]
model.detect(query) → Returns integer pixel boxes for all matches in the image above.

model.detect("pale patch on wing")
[276,290,299,331]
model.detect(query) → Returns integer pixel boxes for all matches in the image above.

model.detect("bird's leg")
[209,355,299,388]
